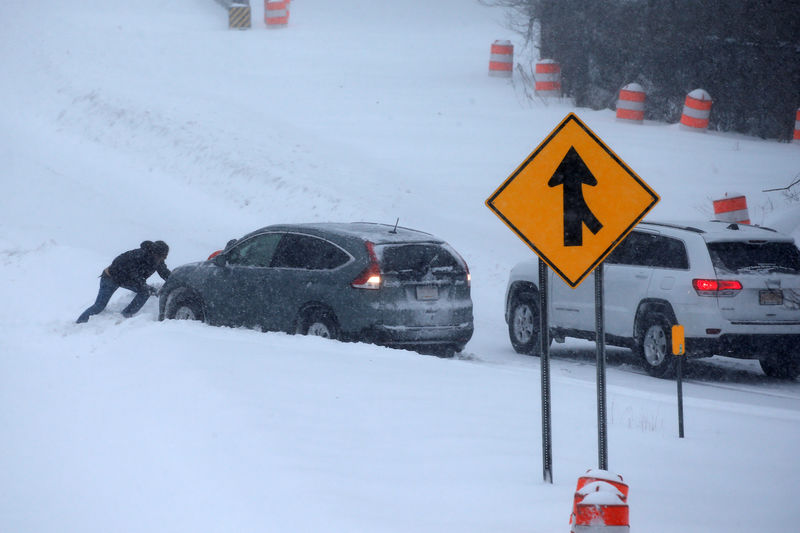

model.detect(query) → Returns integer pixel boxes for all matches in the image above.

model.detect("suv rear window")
[271,234,350,270]
[707,241,800,274]
[377,244,465,278]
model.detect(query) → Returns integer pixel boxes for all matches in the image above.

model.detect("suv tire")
[302,308,339,340]
[168,294,205,322]
[635,313,676,378]
[759,354,800,380]
[508,291,541,355]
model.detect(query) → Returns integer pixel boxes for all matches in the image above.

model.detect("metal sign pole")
[539,260,553,483]
[672,324,686,438]
[595,263,608,470]
[677,355,685,438]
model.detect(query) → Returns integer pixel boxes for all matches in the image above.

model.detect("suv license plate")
[416,285,439,301]
[759,289,783,305]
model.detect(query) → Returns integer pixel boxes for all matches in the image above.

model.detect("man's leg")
[76,276,118,323]
[121,287,151,318]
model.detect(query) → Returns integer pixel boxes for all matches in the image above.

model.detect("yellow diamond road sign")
[487,113,659,288]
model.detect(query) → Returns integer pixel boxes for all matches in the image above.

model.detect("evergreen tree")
[486,0,800,139]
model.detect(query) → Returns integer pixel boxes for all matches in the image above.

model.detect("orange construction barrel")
[713,193,750,224]
[616,83,645,123]
[794,108,800,143]
[265,1,289,28]
[488,40,513,77]
[535,59,561,97]
[680,88,712,131]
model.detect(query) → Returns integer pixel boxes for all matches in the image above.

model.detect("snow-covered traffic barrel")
[680,88,712,131]
[573,487,630,533]
[713,193,750,224]
[535,59,561,97]
[488,40,513,78]
[616,83,645,123]
[569,470,628,531]
[265,1,289,28]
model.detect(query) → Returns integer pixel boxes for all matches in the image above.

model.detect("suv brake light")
[449,247,471,287]
[692,278,742,296]
[351,241,382,289]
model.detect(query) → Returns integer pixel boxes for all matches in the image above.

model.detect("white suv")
[505,221,800,378]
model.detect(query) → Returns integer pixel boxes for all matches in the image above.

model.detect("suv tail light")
[450,248,471,287]
[692,278,742,296]
[351,241,382,290]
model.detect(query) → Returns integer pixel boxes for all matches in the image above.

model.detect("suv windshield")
[707,241,800,274]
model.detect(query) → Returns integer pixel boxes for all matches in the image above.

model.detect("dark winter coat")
[104,240,171,292]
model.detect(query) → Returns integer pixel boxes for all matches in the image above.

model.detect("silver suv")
[160,222,473,355]
[505,221,800,378]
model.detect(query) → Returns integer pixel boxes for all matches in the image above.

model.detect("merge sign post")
[486,113,659,478]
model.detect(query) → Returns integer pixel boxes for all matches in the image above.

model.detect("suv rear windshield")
[707,241,800,274]
[377,244,465,277]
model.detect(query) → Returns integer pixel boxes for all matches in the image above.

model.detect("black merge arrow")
[547,147,603,246]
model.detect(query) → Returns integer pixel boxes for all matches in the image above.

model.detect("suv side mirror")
[212,254,227,267]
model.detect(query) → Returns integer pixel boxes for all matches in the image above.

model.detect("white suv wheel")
[642,324,668,366]
[636,313,676,378]
[507,292,544,355]
[512,304,535,344]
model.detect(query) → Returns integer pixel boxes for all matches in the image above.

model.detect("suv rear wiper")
[765,266,799,274]
[735,264,799,274]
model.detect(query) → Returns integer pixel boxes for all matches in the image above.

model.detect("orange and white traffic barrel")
[616,83,645,123]
[680,88,712,131]
[570,470,628,530]
[574,490,630,533]
[794,108,800,143]
[535,59,561,97]
[265,1,289,29]
[713,193,750,224]
[488,40,513,78]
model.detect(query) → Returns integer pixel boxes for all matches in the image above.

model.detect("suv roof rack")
[707,220,779,233]
[641,221,705,234]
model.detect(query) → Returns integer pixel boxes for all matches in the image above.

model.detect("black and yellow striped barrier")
[228,4,251,30]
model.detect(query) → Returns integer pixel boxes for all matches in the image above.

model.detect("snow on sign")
[486,113,659,288]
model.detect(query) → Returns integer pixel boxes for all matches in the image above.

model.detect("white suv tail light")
[692,278,743,296]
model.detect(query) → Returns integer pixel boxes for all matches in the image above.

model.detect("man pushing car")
[76,240,171,323]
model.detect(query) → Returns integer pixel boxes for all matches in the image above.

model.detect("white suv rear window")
[707,241,800,274]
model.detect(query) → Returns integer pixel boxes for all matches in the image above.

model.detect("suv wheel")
[302,309,339,340]
[635,313,676,378]
[168,294,204,322]
[759,355,800,380]
[508,292,541,355]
